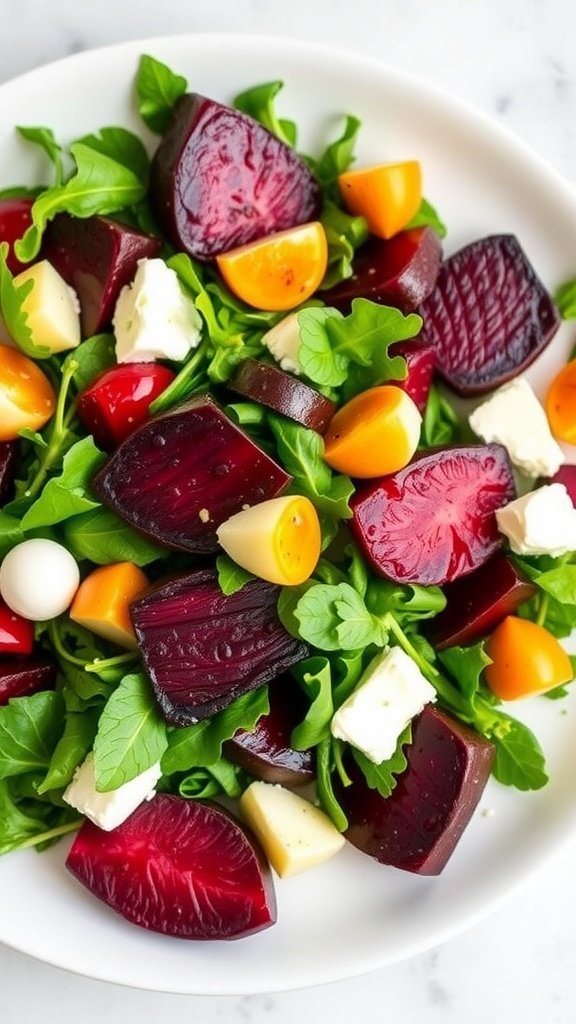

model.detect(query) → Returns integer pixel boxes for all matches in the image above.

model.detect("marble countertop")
[1,1,576,1020]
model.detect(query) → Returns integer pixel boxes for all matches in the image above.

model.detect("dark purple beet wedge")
[151,94,321,260]
[0,657,57,705]
[0,442,17,506]
[321,227,442,313]
[351,444,516,586]
[131,569,309,725]
[418,234,560,395]
[223,675,315,786]
[93,395,291,553]
[548,465,576,506]
[66,794,277,940]
[335,705,494,875]
[388,339,436,413]
[427,552,537,650]
[228,359,336,434]
[41,214,161,337]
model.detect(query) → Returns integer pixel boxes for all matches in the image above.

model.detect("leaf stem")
[14,819,82,852]
[85,653,138,674]
[24,358,78,500]
[47,619,88,668]
[149,341,208,414]
[536,592,549,628]
[383,612,470,718]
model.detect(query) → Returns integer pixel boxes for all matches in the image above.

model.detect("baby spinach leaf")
[64,506,164,566]
[17,126,64,185]
[313,115,361,190]
[351,724,412,799]
[38,708,100,794]
[234,81,297,147]
[0,780,53,854]
[0,511,25,558]
[216,554,255,596]
[531,564,576,605]
[63,333,116,392]
[135,54,188,134]
[555,277,576,320]
[438,642,492,704]
[0,243,51,358]
[268,413,354,518]
[21,436,105,530]
[290,656,334,749]
[407,197,447,238]
[489,716,548,790]
[0,691,63,780]
[75,127,150,186]
[421,383,461,448]
[161,686,270,773]
[93,673,168,792]
[178,759,244,800]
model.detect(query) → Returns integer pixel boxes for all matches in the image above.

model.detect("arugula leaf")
[0,511,25,558]
[0,692,63,780]
[216,554,255,596]
[15,142,148,263]
[75,127,150,185]
[316,738,348,831]
[490,716,548,790]
[438,642,492,703]
[21,436,105,530]
[421,383,461,448]
[351,724,412,798]
[293,582,388,652]
[290,657,334,749]
[17,126,64,185]
[233,81,297,148]
[366,578,446,624]
[268,414,354,518]
[313,115,361,191]
[93,674,168,792]
[0,780,80,855]
[0,243,51,358]
[63,333,116,392]
[319,199,368,290]
[161,687,270,774]
[406,197,447,238]
[64,507,164,566]
[555,278,576,320]
[135,54,188,134]
[37,708,100,794]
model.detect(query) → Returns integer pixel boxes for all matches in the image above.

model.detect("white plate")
[1,33,576,996]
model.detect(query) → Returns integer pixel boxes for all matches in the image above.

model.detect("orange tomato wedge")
[70,562,149,650]
[323,385,422,478]
[0,343,56,441]
[216,495,321,586]
[546,359,576,443]
[216,222,328,311]
[485,615,573,700]
[338,161,422,239]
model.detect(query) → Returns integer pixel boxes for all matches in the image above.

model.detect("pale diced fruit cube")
[15,260,81,354]
[239,780,345,878]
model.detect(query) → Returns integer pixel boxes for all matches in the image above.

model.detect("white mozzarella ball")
[0,539,80,621]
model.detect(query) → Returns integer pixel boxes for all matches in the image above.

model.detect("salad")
[0,52,576,942]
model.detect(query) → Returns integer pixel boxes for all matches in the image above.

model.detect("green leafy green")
[268,414,354,518]
[0,243,51,358]
[490,716,548,790]
[135,54,188,133]
[161,687,270,774]
[178,760,244,800]
[234,81,297,147]
[0,511,25,558]
[290,657,334,749]
[38,709,100,794]
[216,554,255,596]
[0,692,63,780]
[293,582,388,652]
[406,197,447,238]
[17,126,64,185]
[93,674,169,792]
[421,383,461,447]
[316,738,348,831]
[64,333,116,392]
[351,725,412,799]
[20,436,105,530]
[366,578,446,624]
[74,127,150,185]
[64,507,164,566]
[555,277,576,320]
[319,199,368,290]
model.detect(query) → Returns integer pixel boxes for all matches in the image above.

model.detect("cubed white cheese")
[496,483,576,556]
[330,647,436,765]
[261,313,301,374]
[63,752,162,831]
[468,377,564,478]
[113,258,202,364]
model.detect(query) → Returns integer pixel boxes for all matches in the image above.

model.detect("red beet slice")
[131,568,309,725]
[41,214,161,337]
[418,235,560,395]
[93,395,291,554]
[388,339,436,413]
[66,794,276,940]
[321,227,442,313]
[427,552,537,650]
[335,705,494,875]
[77,363,176,451]
[548,465,576,506]
[351,444,516,586]
[228,359,336,433]
[150,93,321,261]
[223,675,314,786]
[0,657,57,705]
[0,197,33,274]
[0,441,17,506]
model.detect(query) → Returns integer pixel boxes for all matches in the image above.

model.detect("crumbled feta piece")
[496,483,576,556]
[330,647,436,765]
[113,258,202,363]
[261,313,301,374]
[63,752,162,831]
[468,377,564,478]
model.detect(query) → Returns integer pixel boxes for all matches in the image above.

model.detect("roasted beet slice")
[335,705,494,875]
[351,444,515,586]
[0,197,33,274]
[150,93,321,261]
[93,395,291,553]
[0,657,57,705]
[388,339,436,413]
[131,568,308,725]
[427,552,537,650]
[223,675,314,786]
[418,235,560,395]
[66,794,276,940]
[548,465,576,506]
[321,227,442,313]
[0,442,17,506]
[41,214,161,336]
[228,359,336,433]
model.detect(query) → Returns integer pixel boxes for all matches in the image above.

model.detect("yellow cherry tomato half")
[216,222,328,311]
[0,343,56,441]
[485,615,573,701]
[70,562,149,650]
[217,495,321,586]
[546,358,576,444]
[323,385,422,478]
[338,161,422,239]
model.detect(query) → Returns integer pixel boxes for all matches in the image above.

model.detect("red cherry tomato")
[0,599,34,656]
[76,363,176,451]
[0,198,33,274]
